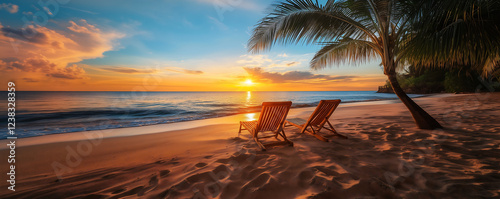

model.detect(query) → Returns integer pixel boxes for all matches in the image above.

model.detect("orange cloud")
[165,67,204,75]
[0,56,85,79]
[244,67,358,83]
[0,19,124,80]
[100,66,158,74]
[237,54,305,68]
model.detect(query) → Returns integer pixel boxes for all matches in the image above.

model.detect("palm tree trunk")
[387,72,442,129]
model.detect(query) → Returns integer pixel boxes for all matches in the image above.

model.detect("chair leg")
[280,129,293,146]
[274,130,279,139]
[309,125,317,134]
[300,125,307,134]
[305,125,329,142]
[254,137,266,151]
[238,123,242,136]
[326,121,347,139]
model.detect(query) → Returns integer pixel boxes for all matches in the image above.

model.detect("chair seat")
[286,118,307,127]
[241,120,258,132]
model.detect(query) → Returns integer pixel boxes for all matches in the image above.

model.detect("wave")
[14,108,188,123]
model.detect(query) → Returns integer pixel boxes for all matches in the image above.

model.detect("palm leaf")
[311,38,378,69]
[248,0,378,54]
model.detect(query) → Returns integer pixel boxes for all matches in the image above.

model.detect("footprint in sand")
[101,173,119,179]
[235,173,272,197]
[195,162,208,168]
[109,186,144,199]
[138,175,159,196]
[111,188,126,194]
[311,175,341,190]
[298,169,315,187]
[220,181,240,199]
[212,165,231,180]
[247,168,267,180]
[312,166,340,177]
[159,169,170,178]
[79,194,108,199]
[335,173,360,184]
[249,173,271,187]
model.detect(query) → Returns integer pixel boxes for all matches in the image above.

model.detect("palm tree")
[248,0,500,129]
[247,0,447,129]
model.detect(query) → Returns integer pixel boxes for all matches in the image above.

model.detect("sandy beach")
[1,93,499,198]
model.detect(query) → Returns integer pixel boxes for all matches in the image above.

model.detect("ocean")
[0,91,420,139]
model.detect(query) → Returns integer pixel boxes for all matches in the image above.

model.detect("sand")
[1,93,499,198]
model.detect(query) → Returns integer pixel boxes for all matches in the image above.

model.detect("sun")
[244,79,254,86]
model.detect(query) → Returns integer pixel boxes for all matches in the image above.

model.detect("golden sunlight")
[245,113,257,121]
[244,79,254,86]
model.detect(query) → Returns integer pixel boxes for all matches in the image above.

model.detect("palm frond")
[248,0,377,54]
[311,38,378,69]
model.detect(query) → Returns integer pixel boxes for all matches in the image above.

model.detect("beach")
[1,93,499,198]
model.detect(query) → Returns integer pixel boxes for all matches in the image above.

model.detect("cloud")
[0,56,86,79]
[237,54,302,68]
[60,6,98,15]
[165,67,204,75]
[100,67,158,74]
[181,18,194,28]
[48,64,86,79]
[1,26,50,44]
[0,3,18,14]
[237,54,272,67]
[195,0,264,12]
[0,19,124,80]
[278,53,288,58]
[23,78,39,82]
[244,67,357,83]
[208,16,229,30]
[196,0,267,13]
[43,7,54,15]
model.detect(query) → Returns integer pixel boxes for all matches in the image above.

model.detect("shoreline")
[2,91,426,141]
[0,93,439,148]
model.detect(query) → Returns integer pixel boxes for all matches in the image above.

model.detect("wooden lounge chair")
[285,100,346,142]
[239,101,293,151]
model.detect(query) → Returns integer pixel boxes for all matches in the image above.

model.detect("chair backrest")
[308,100,341,126]
[256,101,292,132]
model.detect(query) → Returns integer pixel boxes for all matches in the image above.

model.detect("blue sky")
[0,0,385,91]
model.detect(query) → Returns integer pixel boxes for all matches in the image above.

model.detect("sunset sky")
[0,0,386,91]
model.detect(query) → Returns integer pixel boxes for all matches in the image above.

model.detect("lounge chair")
[285,100,346,142]
[239,101,293,151]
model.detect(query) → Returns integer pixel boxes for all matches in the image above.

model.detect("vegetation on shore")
[379,66,500,94]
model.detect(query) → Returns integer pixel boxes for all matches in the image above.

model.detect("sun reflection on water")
[245,91,252,107]
[245,113,257,121]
